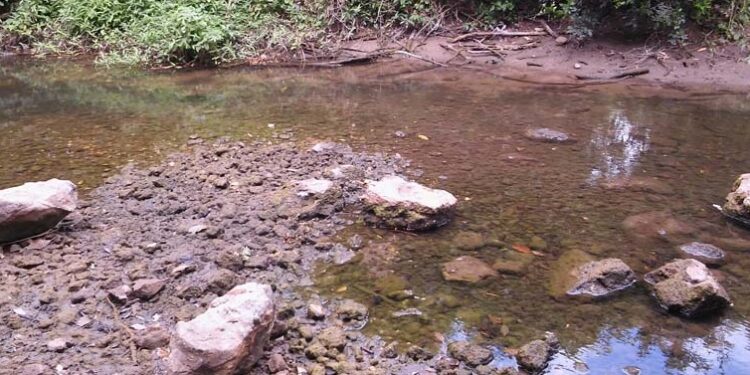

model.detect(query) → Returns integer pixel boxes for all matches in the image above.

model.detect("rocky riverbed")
[0,139,536,375]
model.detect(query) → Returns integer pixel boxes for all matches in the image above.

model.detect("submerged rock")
[601,176,672,195]
[644,259,730,318]
[168,282,275,375]
[566,258,636,298]
[723,173,750,218]
[447,341,494,367]
[0,179,77,244]
[524,128,576,144]
[442,256,498,283]
[622,211,696,245]
[362,175,457,231]
[516,332,559,373]
[453,230,484,250]
[678,242,726,266]
[336,299,368,321]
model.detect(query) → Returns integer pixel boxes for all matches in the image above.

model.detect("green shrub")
[1,0,747,66]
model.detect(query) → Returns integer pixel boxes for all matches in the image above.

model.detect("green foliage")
[1,0,748,65]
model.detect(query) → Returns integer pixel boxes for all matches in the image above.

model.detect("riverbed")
[2,59,750,374]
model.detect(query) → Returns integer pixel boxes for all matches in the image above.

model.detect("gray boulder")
[644,259,730,318]
[723,173,750,218]
[362,175,457,231]
[566,258,636,298]
[678,242,726,267]
[168,282,275,375]
[0,179,77,244]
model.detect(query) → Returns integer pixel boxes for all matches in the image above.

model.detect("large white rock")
[644,259,730,318]
[168,283,275,375]
[362,175,457,231]
[0,179,77,244]
[723,173,750,218]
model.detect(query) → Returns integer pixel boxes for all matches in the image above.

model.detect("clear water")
[2,59,750,374]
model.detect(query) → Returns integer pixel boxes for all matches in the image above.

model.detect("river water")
[2,60,750,374]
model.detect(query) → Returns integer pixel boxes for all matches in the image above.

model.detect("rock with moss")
[644,259,730,318]
[362,175,457,231]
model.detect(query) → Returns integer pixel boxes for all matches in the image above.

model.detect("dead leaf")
[335,286,348,293]
[512,243,531,254]
[417,134,430,141]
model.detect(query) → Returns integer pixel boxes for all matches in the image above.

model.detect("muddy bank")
[342,32,750,93]
[0,139,525,374]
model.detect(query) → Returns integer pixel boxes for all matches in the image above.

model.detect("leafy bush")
[1,0,747,66]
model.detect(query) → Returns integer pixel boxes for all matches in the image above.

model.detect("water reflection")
[587,110,651,184]
[549,320,750,374]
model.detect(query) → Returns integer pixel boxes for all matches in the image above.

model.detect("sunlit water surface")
[2,60,750,374]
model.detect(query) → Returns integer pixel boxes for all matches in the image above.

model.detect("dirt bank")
[0,139,527,374]
[334,28,750,92]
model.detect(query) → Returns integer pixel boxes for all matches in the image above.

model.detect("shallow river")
[2,60,750,374]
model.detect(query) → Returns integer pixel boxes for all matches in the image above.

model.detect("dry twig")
[106,297,138,363]
[450,31,547,43]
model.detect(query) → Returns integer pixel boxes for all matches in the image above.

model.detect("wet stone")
[442,256,498,283]
[678,242,726,266]
[447,341,493,367]
[566,258,636,298]
[336,299,368,321]
[644,259,730,318]
[453,231,484,250]
[362,175,457,231]
[516,332,558,373]
[524,128,576,144]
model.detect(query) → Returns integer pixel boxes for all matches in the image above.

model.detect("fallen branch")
[540,20,557,37]
[575,68,650,81]
[450,31,547,43]
[394,50,447,67]
[106,297,138,363]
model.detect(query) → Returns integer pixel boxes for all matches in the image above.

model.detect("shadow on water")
[2,60,750,374]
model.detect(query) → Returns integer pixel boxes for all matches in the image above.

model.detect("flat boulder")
[524,128,576,144]
[0,179,77,244]
[442,256,498,284]
[723,173,750,218]
[644,259,730,318]
[168,282,275,375]
[678,242,725,267]
[362,175,457,231]
[566,258,636,298]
